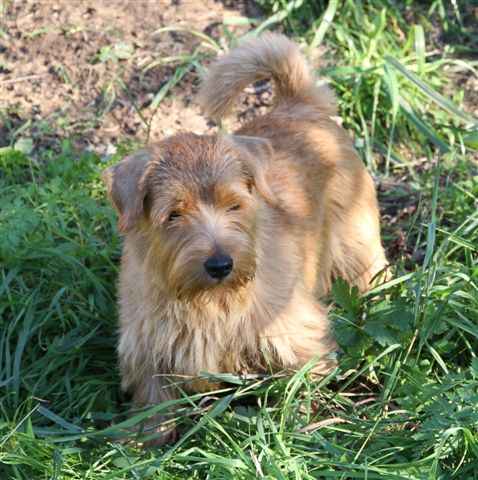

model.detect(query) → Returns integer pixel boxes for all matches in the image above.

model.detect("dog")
[102,33,387,443]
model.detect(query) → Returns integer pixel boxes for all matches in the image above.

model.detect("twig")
[1,73,49,85]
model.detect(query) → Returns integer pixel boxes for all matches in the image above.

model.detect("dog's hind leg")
[321,156,389,294]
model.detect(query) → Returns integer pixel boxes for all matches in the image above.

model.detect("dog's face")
[103,133,276,301]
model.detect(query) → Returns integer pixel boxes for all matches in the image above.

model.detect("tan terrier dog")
[103,33,387,442]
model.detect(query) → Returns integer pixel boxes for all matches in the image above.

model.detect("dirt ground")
[0,0,269,156]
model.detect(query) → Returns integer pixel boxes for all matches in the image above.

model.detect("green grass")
[1,1,478,478]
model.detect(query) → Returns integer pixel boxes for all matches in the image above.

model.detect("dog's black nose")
[204,254,233,279]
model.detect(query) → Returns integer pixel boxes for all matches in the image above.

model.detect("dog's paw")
[142,425,179,448]
[114,415,179,448]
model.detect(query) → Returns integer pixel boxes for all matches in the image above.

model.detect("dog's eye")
[227,204,241,212]
[246,178,254,193]
[168,211,181,222]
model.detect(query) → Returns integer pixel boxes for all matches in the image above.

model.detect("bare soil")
[0,0,266,156]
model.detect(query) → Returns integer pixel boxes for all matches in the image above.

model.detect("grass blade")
[386,56,478,125]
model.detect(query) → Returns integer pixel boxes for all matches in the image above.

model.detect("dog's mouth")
[173,269,256,303]
[211,271,255,287]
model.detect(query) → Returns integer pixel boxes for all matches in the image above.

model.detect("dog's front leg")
[126,368,179,446]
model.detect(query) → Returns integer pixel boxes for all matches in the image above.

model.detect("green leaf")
[332,278,361,315]
[14,137,34,154]
[364,319,399,346]
[386,55,477,125]
[471,358,478,376]
[309,0,338,50]
[464,130,478,150]
[98,43,134,63]
[37,406,84,433]
[113,42,134,60]
[414,24,425,74]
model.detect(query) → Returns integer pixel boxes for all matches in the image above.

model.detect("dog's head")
[103,133,276,301]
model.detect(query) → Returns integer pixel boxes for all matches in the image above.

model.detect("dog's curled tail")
[199,32,337,122]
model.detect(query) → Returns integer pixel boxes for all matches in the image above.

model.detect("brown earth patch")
[0,0,266,156]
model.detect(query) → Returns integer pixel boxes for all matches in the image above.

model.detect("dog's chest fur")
[119,283,274,390]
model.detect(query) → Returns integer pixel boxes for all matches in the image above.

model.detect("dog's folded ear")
[102,150,151,233]
[224,135,277,206]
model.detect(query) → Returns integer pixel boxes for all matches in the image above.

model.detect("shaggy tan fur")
[102,33,387,444]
